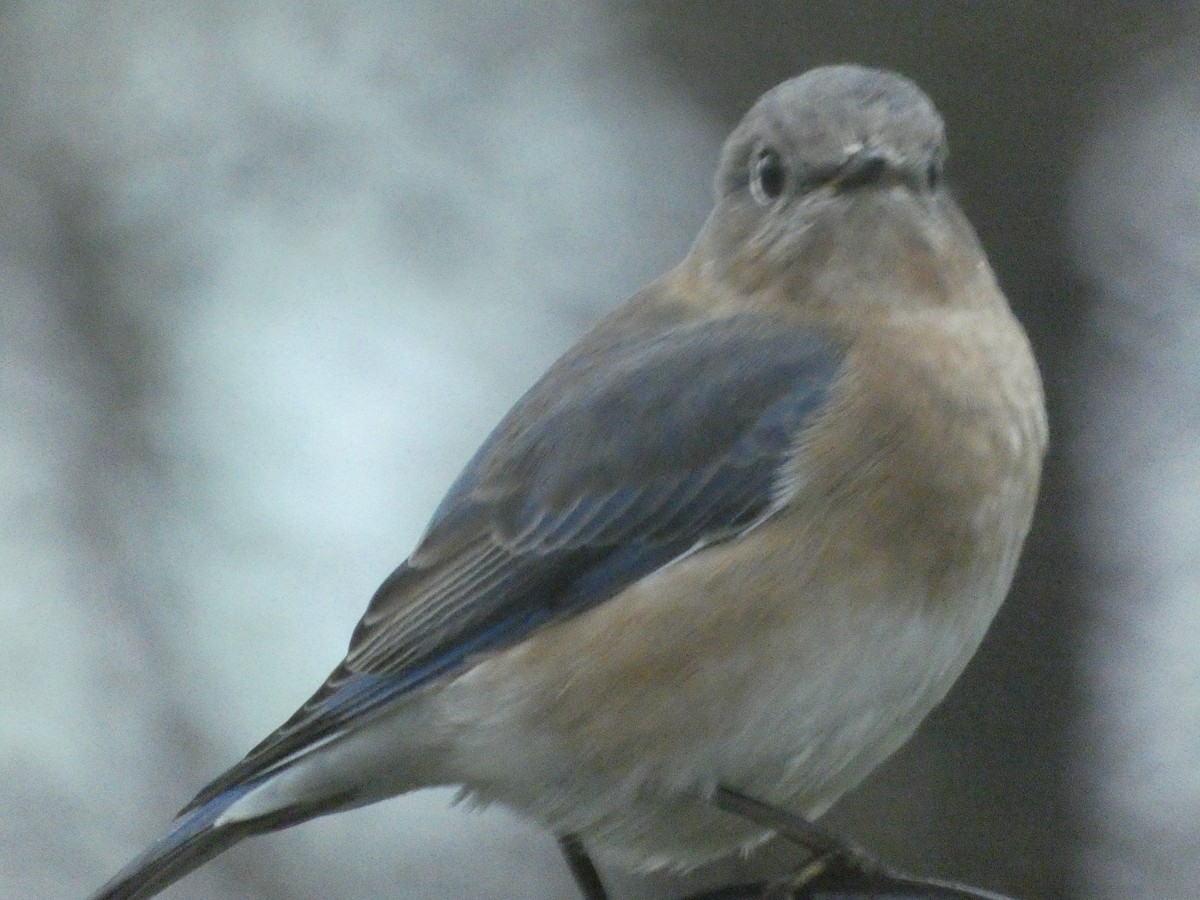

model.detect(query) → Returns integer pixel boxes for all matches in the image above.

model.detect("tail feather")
[88,784,346,900]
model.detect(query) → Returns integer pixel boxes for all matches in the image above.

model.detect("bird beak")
[831,146,892,190]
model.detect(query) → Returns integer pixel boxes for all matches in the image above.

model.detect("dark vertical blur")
[2,3,1195,898]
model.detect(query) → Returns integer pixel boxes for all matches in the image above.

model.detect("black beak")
[832,148,891,190]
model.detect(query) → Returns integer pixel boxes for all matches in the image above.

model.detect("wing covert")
[183,312,844,812]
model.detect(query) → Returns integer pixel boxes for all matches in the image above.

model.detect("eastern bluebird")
[91,65,1047,900]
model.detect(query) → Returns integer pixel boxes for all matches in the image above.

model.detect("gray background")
[3,2,1198,898]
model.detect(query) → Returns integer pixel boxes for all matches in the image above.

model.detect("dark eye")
[750,148,786,204]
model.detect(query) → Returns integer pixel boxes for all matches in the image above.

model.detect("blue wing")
[184,310,845,812]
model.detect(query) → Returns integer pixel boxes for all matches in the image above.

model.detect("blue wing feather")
[182,312,844,814]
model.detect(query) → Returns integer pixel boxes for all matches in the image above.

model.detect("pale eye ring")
[750,148,786,204]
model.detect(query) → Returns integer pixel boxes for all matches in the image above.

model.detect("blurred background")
[2,2,1197,898]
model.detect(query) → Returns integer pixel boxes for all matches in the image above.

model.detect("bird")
[89,64,1047,900]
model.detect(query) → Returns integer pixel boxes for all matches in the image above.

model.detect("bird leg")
[710,787,1026,900]
[558,833,610,900]
[712,786,885,875]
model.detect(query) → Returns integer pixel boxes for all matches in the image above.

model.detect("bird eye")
[750,148,786,204]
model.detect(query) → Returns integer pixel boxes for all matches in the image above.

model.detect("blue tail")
[88,782,344,900]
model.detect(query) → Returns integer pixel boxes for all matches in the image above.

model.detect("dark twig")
[559,833,609,900]
[683,861,1025,900]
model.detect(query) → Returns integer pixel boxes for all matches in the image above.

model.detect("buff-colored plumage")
[91,65,1046,900]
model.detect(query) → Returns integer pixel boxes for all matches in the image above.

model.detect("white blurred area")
[0,3,719,897]
[1069,26,1200,900]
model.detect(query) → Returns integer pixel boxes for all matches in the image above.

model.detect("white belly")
[431,498,1025,871]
